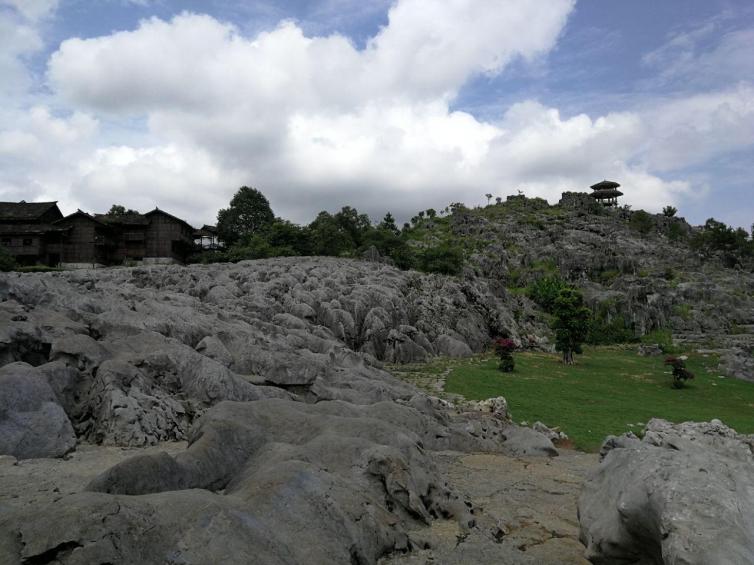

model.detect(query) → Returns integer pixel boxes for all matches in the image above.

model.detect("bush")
[0,247,16,272]
[629,210,654,235]
[587,315,636,345]
[419,243,463,275]
[664,356,695,389]
[493,337,516,372]
[641,329,677,354]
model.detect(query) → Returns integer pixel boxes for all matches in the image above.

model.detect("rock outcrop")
[0,258,559,564]
[578,418,754,564]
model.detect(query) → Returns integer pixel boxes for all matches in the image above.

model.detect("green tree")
[662,205,677,217]
[217,186,275,246]
[309,211,353,256]
[334,206,371,248]
[551,288,591,365]
[527,275,569,313]
[378,212,399,235]
[106,204,139,216]
[425,208,437,219]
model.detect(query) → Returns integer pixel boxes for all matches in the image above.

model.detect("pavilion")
[590,180,623,206]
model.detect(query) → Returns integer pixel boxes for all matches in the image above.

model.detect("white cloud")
[1,0,58,21]
[0,12,43,95]
[0,0,745,227]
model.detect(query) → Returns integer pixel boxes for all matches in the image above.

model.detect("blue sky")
[1,0,753,228]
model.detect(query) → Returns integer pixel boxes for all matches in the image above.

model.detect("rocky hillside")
[402,194,754,377]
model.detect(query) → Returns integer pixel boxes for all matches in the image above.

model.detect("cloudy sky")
[1,0,753,228]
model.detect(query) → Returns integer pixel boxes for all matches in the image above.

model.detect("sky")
[1,0,753,229]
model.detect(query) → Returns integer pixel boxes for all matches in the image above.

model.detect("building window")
[22,238,33,246]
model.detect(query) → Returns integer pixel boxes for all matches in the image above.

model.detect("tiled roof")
[0,201,59,221]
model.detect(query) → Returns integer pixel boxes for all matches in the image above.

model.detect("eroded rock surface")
[578,418,754,564]
[0,258,560,564]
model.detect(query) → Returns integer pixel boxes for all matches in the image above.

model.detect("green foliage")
[667,221,686,242]
[526,275,569,312]
[587,314,636,345]
[629,210,654,235]
[378,212,399,235]
[551,288,591,364]
[640,329,678,353]
[217,186,275,246]
[442,349,754,451]
[673,303,693,321]
[15,265,63,273]
[418,243,463,275]
[106,204,139,217]
[0,247,16,272]
[662,205,677,217]
[690,218,753,266]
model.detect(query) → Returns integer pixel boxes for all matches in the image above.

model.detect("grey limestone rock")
[0,362,76,459]
[579,418,754,564]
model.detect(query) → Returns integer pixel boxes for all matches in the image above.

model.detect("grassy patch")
[442,347,754,452]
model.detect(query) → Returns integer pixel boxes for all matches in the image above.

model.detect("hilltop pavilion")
[590,180,623,206]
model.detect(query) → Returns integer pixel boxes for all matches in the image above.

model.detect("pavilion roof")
[590,189,623,199]
[590,180,621,190]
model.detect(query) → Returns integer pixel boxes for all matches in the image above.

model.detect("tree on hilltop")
[106,204,139,216]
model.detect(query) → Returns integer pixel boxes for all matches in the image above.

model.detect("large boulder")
[578,419,754,564]
[0,362,76,459]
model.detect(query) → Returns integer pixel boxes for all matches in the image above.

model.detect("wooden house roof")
[0,201,60,221]
[145,208,195,231]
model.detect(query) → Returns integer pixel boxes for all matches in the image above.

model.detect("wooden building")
[590,180,623,206]
[0,201,196,268]
[0,201,65,266]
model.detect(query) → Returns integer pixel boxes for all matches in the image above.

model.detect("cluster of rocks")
[0,258,559,564]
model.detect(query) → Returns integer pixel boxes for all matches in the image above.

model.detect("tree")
[485,193,493,205]
[378,212,399,235]
[334,206,371,248]
[495,197,502,205]
[551,288,591,365]
[425,208,436,219]
[217,186,275,246]
[662,206,677,217]
[106,204,139,216]
[309,211,353,256]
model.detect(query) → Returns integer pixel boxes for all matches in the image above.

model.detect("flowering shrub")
[664,355,695,389]
[493,338,516,372]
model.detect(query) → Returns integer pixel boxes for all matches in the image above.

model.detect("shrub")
[0,247,16,272]
[418,243,463,275]
[552,288,591,364]
[493,337,516,372]
[664,356,695,389]
[629,210,654,235]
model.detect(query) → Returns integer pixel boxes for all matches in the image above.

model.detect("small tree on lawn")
[552,288,591,365]
[493,337,516,372]
[665,356,695,388]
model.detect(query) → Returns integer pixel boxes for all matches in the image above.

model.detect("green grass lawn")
[443,347,754,452]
